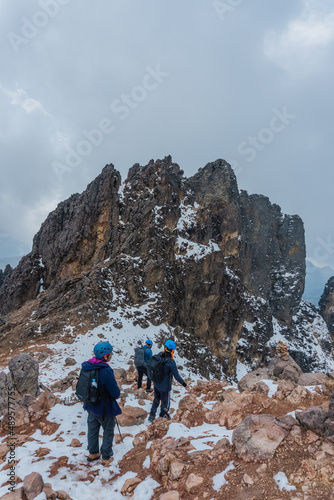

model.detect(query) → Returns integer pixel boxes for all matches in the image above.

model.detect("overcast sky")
[1,0,334,270]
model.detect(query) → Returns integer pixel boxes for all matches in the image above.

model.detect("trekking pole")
[115,417,124,443]
[163,409,172,420]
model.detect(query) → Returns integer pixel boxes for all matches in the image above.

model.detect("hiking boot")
[148,415,155,423]
[102,457,113,466]
[161,409,172,420]
[87,453,101,462]
[145,388,153,393]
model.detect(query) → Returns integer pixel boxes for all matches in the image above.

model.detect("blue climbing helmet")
[94,341,113,359]
[164,340,176,351]
[145,339,153,346]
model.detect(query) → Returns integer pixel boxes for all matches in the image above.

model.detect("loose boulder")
[232,414,287,461]
[206,391,253,429]
[169,459,186,481]
[65,357,76,366]
[267,355,302,383]
[114,368,127,383]
[23,471,44,500]
[117,406,148,426]
[238,368,270,392]
[8,353,39,397]
[185,473,204,492]
[121,477,141,495]
[159,492,180,500]
[286,385,311,405]
[298,372,328,386]
[274,379,296,400]
[296,405,334,440]
[0,488,24,499]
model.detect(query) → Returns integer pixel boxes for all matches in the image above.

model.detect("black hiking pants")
[137,365,151,390]
[150,387,170,418]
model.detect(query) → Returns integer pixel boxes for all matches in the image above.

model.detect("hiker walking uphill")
[147,340,187,422]
[134,339,153,392]
[76,341,122,466]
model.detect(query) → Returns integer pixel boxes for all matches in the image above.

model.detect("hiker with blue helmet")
[148,339,187,422]
[81,341,121,466]
[135,339,153,393]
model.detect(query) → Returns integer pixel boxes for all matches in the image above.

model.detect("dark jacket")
[82,357,122,418]
[154,352,186,393]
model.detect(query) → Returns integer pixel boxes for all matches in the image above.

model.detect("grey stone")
[268,355,302,383]
[114,368,127,382]
[64,357,76,366]
[8,354,39,397]
[232,414,287,461]
[298,372,328,386]
[0,371,8,413]
[238,368,270,392]
[296,404,334,439]
[23,471,44,500]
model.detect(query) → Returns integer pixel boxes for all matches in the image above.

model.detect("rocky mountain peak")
[319,276,334,336]
[189,159,238,208]
[0,157,333,376]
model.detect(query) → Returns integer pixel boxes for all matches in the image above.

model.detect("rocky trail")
[0,329,334,500]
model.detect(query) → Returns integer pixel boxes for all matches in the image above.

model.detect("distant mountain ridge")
[0,256,22,271]
[303,260,334,306]
[0,157,333,376]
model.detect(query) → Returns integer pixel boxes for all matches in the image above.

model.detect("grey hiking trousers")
[87,412,116,460]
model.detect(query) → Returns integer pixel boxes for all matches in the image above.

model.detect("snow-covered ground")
[0,296,332,499]
[0,303,217,499]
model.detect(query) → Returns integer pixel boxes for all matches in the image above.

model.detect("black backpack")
[134,346,146,367]
[146,354,166,384]
[76,368,102,405]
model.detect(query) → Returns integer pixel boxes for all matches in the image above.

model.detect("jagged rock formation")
[319,276,334,335]
[0,156,332,376]
[0,264,13,289]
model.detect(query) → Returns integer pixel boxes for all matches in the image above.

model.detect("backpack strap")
[96,365,109,418]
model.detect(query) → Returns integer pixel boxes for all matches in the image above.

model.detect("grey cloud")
[0,0,334,271]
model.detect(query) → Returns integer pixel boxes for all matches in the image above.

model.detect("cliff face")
[0,156,330,375]
[319,276,334,336]
[240,193,305,323]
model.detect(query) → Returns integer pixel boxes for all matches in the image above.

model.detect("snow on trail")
[34,302,195,388]
[212,461,235,491]
[260,379,278,398]
[166,422,234,450]
[273,471,296,492]
[0,295,316,499]
[0,302,193,499]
